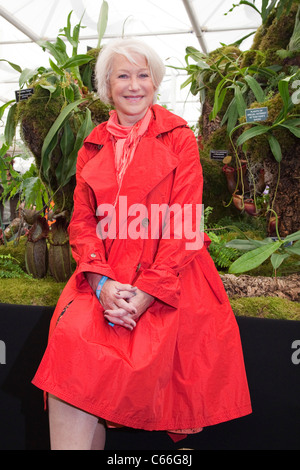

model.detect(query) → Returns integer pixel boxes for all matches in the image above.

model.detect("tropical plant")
[0,1,110,211]
[175,1,300,238]
[226,226,300,276]
[0,2,110,281]
[225,0,295,25]
[230,72,300,163]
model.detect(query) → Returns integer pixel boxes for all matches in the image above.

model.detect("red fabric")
[32,105,252,432]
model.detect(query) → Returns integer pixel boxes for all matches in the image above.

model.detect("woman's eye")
[139,73,149,78]
[118,74,128,79]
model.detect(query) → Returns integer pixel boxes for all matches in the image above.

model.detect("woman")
[32,38,252,450]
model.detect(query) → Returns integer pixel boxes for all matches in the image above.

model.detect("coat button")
[90,253,97,258]
[142,217,150,228]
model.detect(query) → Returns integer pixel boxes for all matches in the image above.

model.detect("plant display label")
[246,107,268,122]
[210,150,228,160]
[15,88,34,102]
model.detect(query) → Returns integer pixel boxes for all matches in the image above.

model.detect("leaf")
[39,83,57,94]
[62,55,93,69]
[185,46,207,63]
[228,240,282,274]
[236,124,270,146]
[4,103,18,147]
[279,122,300,138]
[244,75,266,102]
[39,39,69,65]
[60,121,75,158]
[226,239,262,250]
[97,0,109,48]
[234,84,247,118]
[284,230,300,243]
[56,108,94,186]
[19,68,39,87]
[278,75,295,116]
[49,59,64,76]
[284,245,300,256]
[41,99,85,180]
[267,134,282,162]
[271,252,290,271]
[0,59,22,73]
[0,101,15,120]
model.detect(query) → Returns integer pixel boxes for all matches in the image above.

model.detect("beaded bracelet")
[95,276,114,327]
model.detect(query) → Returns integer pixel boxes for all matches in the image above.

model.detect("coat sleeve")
[134,127,206,308]
[68,144,116,289]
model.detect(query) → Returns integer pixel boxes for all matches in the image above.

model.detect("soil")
[220,273,300,302]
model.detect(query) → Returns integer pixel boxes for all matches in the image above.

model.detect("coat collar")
[84,105,188,146]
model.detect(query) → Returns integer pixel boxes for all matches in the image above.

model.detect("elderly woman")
[33,38,251,450]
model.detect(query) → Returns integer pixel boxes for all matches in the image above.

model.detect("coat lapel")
[115,136,179,215]
[80,140,118,207]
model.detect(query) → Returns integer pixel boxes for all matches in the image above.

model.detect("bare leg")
[48,394,106,450]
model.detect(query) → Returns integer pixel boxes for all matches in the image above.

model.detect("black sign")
[15,88,34,102]
[210,149,228,161]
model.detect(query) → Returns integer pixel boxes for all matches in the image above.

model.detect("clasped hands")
[86,272,154,331]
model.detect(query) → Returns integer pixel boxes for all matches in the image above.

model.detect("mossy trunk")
[264,145,300,237]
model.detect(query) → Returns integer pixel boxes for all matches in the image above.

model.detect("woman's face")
[109,53,156,126]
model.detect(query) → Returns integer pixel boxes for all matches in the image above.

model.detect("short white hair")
[95,37,166,105]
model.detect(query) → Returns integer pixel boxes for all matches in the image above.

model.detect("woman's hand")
[85,272,137,330]
[104,287,154,329]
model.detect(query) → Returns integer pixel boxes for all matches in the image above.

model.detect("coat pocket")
[196,249,228,304]
[55,300,74,327]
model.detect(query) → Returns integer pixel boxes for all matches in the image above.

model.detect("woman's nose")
[128,76,140,90]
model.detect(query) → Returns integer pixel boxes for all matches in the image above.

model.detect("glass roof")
[0,0,262,126]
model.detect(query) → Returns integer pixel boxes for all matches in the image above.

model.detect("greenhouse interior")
[0,0,299,452]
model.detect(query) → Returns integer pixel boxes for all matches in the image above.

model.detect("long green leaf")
[244,75,265,102]
[267,133,282,162]
[234,84,247,118]
[284,230,300,243]
[279,122,300,138]
[236,124,270,146]
[228,240,282,274]
[4,103,18,147]
[49,58,64,76]
[56,109,94,186]
[278,78,290,113]
[62,55,93,69]
[0,59,22,73]
[97,1,109,48]
[41,99,85,179]
[0,101,15,120]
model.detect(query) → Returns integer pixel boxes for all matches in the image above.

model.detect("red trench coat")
[32,105,252,431]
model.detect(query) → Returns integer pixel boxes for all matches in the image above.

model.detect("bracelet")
[95,276,114,327]
[95,276,109,300]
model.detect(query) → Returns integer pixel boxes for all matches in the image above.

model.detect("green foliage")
[0,3,110,217]
[225,0,295,25]
[204,207,241,269]
[0,254,32,279]
[227,229,300,275]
